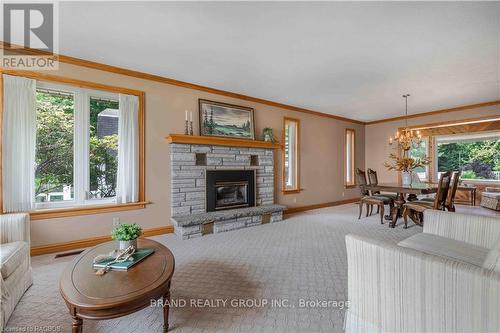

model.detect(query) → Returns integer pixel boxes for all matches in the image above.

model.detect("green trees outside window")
[35,90,119,203]
[437,139,500,180]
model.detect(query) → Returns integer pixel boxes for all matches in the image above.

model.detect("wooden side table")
[456,186,477,206]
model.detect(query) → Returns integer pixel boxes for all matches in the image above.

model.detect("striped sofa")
[345,210,500,332]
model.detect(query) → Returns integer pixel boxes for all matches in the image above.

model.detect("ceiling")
[58,2,500,122]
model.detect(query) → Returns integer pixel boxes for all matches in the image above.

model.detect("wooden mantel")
[166,134,282,149]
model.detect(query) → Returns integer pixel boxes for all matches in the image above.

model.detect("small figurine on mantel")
[184,110,194,135]
[262,127,275,143]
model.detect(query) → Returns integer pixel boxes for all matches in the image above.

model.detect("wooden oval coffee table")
[60,239,175,333]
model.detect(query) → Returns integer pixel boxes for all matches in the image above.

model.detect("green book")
[93,248,155,271]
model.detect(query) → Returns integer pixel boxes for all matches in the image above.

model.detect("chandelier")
[389,94,422,151]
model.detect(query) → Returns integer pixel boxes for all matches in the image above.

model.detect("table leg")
[390,193,405,228]
[71,316,82,333]
[163,289,171,332]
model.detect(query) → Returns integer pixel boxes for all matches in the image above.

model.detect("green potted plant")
[111,223,143,250]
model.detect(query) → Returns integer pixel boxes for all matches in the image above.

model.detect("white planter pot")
[118,239,137,250]
[402,171,412,186]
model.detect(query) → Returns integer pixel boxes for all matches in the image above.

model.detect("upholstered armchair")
[345,210,500,332]
[481,187,500,211]
[0,213,33,329]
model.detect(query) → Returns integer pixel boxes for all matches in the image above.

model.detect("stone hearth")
[169,140,286,239]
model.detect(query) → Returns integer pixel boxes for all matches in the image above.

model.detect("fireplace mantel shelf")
[166,134,282,149]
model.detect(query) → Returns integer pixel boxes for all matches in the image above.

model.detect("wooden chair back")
[367,169,381,195]
[433,171,452,210]
[445,171,461,211]
[356,168,369,196]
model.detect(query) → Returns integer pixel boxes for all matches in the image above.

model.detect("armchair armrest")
[422,210,500,249]
[0,213,30,245]
[485,187,500,193]
[345,234,500,333]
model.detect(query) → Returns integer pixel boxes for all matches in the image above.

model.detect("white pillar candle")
[185,110,188,121]
[190,111,193,122]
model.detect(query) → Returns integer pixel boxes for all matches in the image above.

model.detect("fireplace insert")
[206,170,255,211]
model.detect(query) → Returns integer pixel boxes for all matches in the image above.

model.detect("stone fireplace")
[168,136,286,239]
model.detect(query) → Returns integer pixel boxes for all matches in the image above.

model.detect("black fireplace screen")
[215,181,248,209]
[206,170,255,212]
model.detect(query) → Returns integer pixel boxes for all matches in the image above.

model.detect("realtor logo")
[2,2,58,69]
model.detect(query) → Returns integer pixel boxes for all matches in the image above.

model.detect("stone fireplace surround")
[169,141,286,239]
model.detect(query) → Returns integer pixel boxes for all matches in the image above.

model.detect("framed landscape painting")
[199,99,255,139]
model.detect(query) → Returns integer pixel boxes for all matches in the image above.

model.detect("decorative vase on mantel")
[402,171,412,186]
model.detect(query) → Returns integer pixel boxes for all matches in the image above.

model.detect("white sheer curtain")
[116,94,139,203]
[2,75,37,212]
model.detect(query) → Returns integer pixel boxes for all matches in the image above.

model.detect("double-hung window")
[35,81,120,209]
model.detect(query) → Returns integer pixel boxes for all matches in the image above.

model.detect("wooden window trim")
[30,202,149,220]
[344,128,356,187]
[282,117,301,194]
[0,70,146,219]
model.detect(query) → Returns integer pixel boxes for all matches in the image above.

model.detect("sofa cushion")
[0,241,28,278]
[398,233,489,267]
[483,235,500,272]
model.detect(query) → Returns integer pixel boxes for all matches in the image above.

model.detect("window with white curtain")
[34,81,120,209]
[283,117,300,193]
[345,129,355,186]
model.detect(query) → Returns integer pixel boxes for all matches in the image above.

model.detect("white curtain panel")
[116,93,139,203]
[2,75,37,212]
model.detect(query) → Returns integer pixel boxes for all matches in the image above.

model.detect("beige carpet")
[6,204,421,333]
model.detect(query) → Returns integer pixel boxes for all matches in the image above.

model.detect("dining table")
[366,182,438,228]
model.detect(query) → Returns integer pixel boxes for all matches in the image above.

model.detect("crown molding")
[3,42,498,126]
[366,100,500,125]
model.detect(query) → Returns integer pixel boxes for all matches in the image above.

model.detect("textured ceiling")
[58,2,500,122]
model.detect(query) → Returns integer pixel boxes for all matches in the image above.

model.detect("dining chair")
[402,171,452,228]
[367,168,398,215]
[367,169,397,203]
[445,171,461,212]
[420,171,461,212]
[356,168,394,224]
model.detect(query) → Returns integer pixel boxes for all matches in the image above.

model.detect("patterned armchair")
[0,213,33,329]
[346,210,500,332]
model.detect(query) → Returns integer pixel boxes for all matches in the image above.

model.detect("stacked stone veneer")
[171,143,275,216]
[171,205,285,239]
[170,143,285,239]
